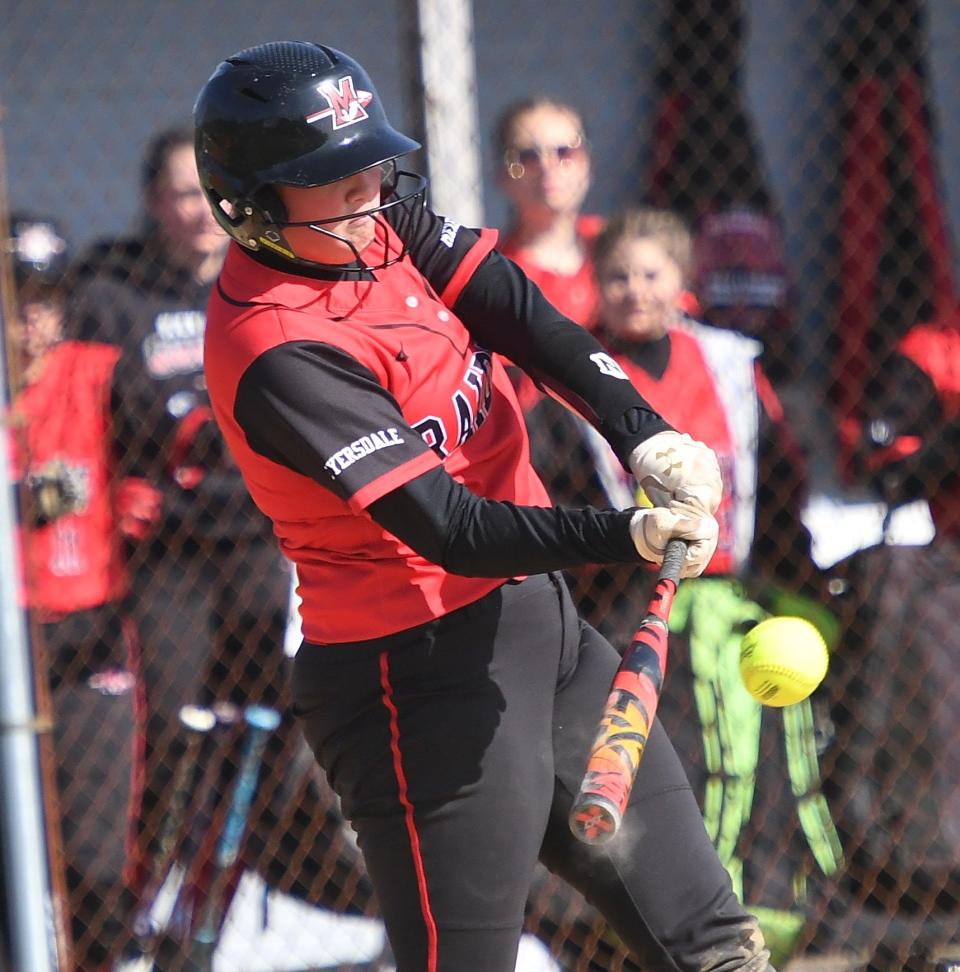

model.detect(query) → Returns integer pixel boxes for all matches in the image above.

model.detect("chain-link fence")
[3,0,960,970]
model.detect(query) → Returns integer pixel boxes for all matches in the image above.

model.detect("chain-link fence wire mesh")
[2,0,960,969]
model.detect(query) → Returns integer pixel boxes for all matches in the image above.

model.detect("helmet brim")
[255,125,420,190]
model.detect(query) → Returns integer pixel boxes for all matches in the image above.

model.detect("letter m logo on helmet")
[306,76,373,129]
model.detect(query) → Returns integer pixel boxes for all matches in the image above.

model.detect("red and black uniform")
[205,202,772,972]
[8,340,140,969]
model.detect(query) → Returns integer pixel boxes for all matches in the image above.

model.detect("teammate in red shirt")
[195,41,773,972]
[494,97,602,413]
[5,215,140,971]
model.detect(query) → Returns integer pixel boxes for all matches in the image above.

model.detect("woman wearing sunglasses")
[494,99,602,410]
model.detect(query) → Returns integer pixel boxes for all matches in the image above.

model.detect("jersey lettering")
[465,351,494,415]
[154,310,206,341]
[325,427,404,478]
[413,351,492,458]
[143,311,206,378]
[440,218,460,248]
[412,416,447,456]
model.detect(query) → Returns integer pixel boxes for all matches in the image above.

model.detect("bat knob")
[568,795,622,845]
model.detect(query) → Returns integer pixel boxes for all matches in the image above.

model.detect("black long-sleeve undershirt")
[369,465,639,576]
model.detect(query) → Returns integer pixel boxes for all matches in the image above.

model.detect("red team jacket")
[8,340,126,617]
[205,217,552,644]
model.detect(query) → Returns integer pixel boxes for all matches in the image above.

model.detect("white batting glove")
[629,501,719,578]
[629,430,723,515]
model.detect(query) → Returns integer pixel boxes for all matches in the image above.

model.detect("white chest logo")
[143,311,205,378]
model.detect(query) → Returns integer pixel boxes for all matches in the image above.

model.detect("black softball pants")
[292,573,772,972]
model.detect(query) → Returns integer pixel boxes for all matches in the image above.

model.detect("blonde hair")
[593,208,692,283]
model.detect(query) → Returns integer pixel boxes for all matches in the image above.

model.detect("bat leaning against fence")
[130,704,217,948]
[130,701,244,969]
[182,703,282,972]
[569,537,686,845]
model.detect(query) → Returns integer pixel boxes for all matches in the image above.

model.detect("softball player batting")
[195,41,774,972]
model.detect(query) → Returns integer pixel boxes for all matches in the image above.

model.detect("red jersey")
[499,215,604,330]
[8,341,126,617]
[205,216,551,643]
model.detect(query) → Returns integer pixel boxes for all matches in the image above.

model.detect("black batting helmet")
[193,41,425,268]
[6,214,70,292]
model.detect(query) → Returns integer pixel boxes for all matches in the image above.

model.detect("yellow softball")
[739,616,829,707]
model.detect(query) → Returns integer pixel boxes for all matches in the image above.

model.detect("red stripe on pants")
[379,651,439,971]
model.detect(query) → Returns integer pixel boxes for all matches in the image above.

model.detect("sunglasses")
[503,138,587,179]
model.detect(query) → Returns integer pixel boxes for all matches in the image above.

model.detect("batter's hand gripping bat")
[569,538,686,845]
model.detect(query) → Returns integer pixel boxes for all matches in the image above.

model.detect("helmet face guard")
[202,161,428,272]
[194,41,426,271]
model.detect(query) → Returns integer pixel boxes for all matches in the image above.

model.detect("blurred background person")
[493,97,602,411]
[494,96,600,330]
[690,205,795,389]
[799,303,960,970]
[5,213,139,971]
[524,207,842,969]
